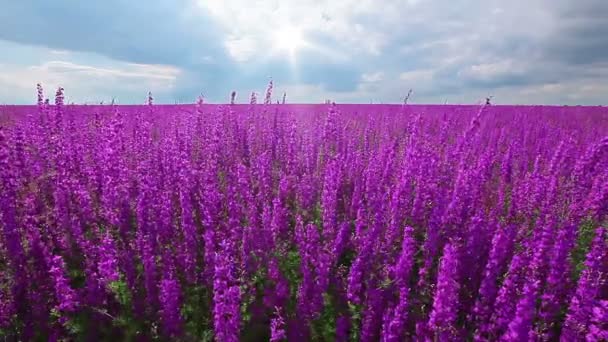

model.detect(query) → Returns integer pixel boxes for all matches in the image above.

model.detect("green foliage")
[281,250,302,284]
[311,292,337,341]
[251,265,268,292]
[337,247,357,270]
[200,329,215,342]
[240,283,255,324]
[571,219,597,281]
[348,302,361,342]
[312,204,323,228]
[5,315,29,340]
[107,279,147,341]
[280,249,302,313]
[67,261,87,290]
[65,315,87,336]
[182,285,212,340]
[109,280,132,307]
[502,187,512,219]
[239,260,268,330]
[379,277,395,290]
[112,314,143,341]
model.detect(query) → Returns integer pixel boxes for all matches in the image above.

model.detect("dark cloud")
[541,0,608,65]
[0,0,229,66]
[395,0,608,97]
[544,20,608,65]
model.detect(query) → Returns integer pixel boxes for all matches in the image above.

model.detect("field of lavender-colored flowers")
[0,87,607,341]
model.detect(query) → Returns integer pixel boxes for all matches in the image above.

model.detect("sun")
[274,26,305,56]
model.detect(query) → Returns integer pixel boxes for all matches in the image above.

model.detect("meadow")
[0,87,607,341]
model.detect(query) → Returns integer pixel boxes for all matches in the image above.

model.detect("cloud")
[399,70,434,83]
[541,0,608,65]
[0,0,228,66]
[199,0,415,60]
[459,61,524,81]
[0,0,607,104]
[31,61,180,81]
[0,60,180,104]
[225,36,259,63]
[362,72,385,83]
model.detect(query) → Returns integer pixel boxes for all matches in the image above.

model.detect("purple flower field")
[0,88,607,341]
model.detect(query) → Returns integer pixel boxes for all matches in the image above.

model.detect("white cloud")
[362,72,385,83]
[199,0,418,62]
[0,60,181,104]
[50,49,70,55]
[399,69,434,83]
[225,35,259,62]
[28,61,179,81]
[458,60,527,81]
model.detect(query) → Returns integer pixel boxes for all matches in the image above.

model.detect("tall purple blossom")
[489,246,533,338]
[561,227,607,340]
[270,307,287,342]
[380,226,417,341]
[97,232,120,286]
[159,259,183,338]
[0,91,606,340]
[213,241,241,342]
[473,224,516,340]
[537,224,578,339]
[264,79,273,105]
[586,300,608,342]
[49,255,78,313]
[428,242,461,340]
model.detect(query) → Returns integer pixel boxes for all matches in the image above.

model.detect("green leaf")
[311,292,338,341]
[571,219,597,281]
[109,279,132,306]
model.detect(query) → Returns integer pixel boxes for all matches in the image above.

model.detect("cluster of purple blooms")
[0,85,607,341]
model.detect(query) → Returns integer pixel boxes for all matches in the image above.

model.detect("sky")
[0,0,607,105]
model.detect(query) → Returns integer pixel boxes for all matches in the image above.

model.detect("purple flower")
[538,224,577,339]
[264,79,273,105]
[333,221,352,258]
[336,315,350,342]
[264,257,289,309]
[213,242,241,342]
[501,279,540,341]
[270,307,286,342]
[361,287,385,342]
[297,222,328,321]
[322,157,341,244]
[490,248,532,337]
[382,287,410,342]
[136,231,158,310]
[392,226,416,286]
[97,233,120,286]
[2,88,608,340]
[159,268,183,337]
[473,224,516,340]
[179,183,198,284]
[0,272,15,328]
[36,83,44,108]
[562,227,607,340]
[428,243,461,340]
[586,300,608,342]
[49,255,78,312]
